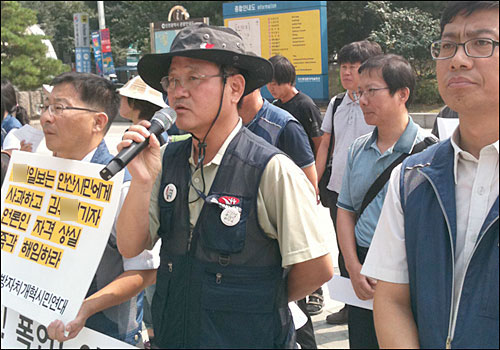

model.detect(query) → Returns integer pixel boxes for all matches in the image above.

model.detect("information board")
[150,18,210,54]
[223,1,328,102]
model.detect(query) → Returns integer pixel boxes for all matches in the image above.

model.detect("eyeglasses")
[357,87,390,99]
[160,74,224,92]
[431,38,499,60]
[41,103,100,116]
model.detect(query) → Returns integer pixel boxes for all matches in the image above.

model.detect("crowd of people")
[1,1,498,349]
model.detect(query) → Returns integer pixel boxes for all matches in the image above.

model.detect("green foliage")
[413,78,443,105]
[1,1,70,90]
[326,1,379,62]
[366,1,441,79]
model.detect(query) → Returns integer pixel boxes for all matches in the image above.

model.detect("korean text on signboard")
[1,152,124,328]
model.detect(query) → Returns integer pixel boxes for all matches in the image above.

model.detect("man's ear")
[228,74,246,104]
[398,87,410,105]
[93,112,109,133]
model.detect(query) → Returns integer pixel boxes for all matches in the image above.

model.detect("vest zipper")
[168,262,173,272]
[216,273,222,284]
[419,171,456,348]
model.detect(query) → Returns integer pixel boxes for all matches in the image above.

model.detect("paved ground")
[32,120,350,348]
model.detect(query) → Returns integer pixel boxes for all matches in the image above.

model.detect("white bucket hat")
[117,76,167,108]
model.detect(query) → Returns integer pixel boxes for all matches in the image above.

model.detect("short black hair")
[359,54,416,108]
[338,40,383,65]
[51,72,120,133]
[126,97,162,121]
[269,55,296,86]
[441,1,499,34]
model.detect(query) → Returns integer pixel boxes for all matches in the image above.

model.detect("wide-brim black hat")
[138,23,273,96]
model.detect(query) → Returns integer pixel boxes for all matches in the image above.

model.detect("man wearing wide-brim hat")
[116,23,333,349]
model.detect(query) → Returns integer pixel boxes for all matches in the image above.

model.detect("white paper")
[4,125,45,151]
[327,275,373,310]
[436,117,459,140]
[1,151,124,327]
[288,302,307,329]
[1,305,137,349]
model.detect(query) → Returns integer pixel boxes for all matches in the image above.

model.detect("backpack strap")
[357,135,438,220]
[325,93,346,166]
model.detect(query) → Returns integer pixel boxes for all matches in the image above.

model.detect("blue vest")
[1,114,22,134]
[400,139,499,349]
[246,99,294,146]
[154,128,295,348]
[1,114,22,148]
[84,140,143,345]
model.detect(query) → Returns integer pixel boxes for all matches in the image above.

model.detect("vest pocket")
[479,238,499,320]
[200,267,278,348]
[200,196,249,254]
[152,262,182,346]
[158,201,175,239]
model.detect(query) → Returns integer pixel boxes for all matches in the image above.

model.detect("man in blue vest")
[43,72,157,346]
[238,86,319,349]
[361,1,499,348]
[116,24,333,348]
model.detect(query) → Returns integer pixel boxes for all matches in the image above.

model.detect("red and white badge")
[164,184,177,203]
[218,196,240,206]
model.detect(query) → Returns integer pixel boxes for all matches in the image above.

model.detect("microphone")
[99,107,177,180]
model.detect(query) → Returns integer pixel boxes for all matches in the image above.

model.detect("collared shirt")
[149,118,329,267]
[321,93,374,193]
[337,117,426,248]
[83,147,159,271]
[362,128,499,325]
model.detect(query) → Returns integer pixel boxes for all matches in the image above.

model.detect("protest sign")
[1,305,137,349]
[1,151,124,328]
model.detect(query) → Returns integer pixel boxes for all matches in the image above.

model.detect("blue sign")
[75,47,91,73]
[102,52,116,76]
[91,31,103,75]
[223,1,329,102]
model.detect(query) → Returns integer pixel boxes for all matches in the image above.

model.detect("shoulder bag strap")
[325,93,346,166]
[357,135,438,219]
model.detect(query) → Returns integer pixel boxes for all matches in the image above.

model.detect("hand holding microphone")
[100,107,177,180]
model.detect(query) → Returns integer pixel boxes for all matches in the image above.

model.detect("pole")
[97,1,105,30]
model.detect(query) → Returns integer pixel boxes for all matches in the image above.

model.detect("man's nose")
[40,107,53,125]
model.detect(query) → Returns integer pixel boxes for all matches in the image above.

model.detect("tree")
[366,1,440,79]
[326,2,381,62]
[21,1,97,64]
[1,1,70,90]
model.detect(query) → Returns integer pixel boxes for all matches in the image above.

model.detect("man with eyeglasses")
[43,72,157,346]
[335,54,429,349]
[115,24,333,348]
[361,1,499,348]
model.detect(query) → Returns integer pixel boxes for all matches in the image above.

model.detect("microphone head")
[151,106,177,131]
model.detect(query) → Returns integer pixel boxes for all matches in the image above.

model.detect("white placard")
[436,117,459,140]
[3,125,45,151]
[327,275,373,310]
[1,306,137,349]
[1,151,124,327]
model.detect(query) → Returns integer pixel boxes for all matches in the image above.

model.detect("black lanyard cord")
[188,76,227,204]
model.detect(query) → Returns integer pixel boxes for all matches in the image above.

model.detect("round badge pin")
[164,183,177,203]
[221,207,241,227]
